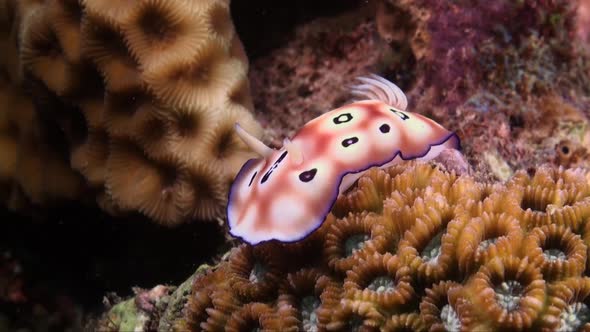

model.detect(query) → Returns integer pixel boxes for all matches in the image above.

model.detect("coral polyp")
[510,166,590,231]
[227,244,284,302]
[397,192,459,284]
[382,312,426,332]
[523,224,587,281]
[544,277,590,332]
[456,212,524,275]
[324,211,390,275]
[224,302,275,332]
[343,253,415,313]
[419,281,463,332]
[277,269,335,331]
[460,256,546,331]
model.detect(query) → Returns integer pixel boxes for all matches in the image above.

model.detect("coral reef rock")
[381,0,590,181]
[94,161,590,331]
[250,0,590,181]
[0,0,262,225]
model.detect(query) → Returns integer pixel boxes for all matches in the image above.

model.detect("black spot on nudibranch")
[333,113,353,124]
[261,151,288,184]
[260,171,271,184]
[390,108,409,120]
[342,137,359,147]
[275,150,288,164]
[299,168,317,182]
[379,124,390,133]
[248,171,257,187]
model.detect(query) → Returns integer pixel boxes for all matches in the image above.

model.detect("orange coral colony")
[228,75,460,245]
[179,161,590,331]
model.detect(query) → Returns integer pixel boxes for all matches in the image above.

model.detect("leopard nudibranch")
[228,74,460,245]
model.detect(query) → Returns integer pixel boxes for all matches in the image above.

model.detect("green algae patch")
[105,298,147,331]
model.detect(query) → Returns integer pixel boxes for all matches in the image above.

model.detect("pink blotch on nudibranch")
[227,74,460,245]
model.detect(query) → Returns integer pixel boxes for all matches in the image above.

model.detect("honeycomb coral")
[343,253,414,317]
[456,212,524,275]
[324,212,388,274]
[177,161,590,331]
[509,166,590,233]
[419,280,463,332]
[227,244,284,302]
[0,76,86,207]
[397,192,460,284]
[224,302,274,332]
[276,268,334,331]
[523,224,587,282]
[459,256,546,331]
[543,277,590,331]
[2,0,263,225]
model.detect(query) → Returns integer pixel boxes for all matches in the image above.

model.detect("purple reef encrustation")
[250,0,590,181]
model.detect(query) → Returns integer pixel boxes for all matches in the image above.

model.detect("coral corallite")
[176,162,590,331]
[3,0,263,225]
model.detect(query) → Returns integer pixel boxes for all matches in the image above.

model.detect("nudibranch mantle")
[228,74,460,245]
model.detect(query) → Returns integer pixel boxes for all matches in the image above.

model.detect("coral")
[324,212,390,275]
[0,81,87,206]
[397,192,459,285]
[419,280,462,332]
[227,244,284,302]
[183,265,236,331]
[456,212,524,275]
[0,0,263,225]
[508,166,590,232]
[224,302,274,331]
[523,224,587,282]
[276,269,333,331]
[165,161,590,331]
[382,312,426,332]
[543,277,590,331]
[459,256,546,331]
[342,252,415,319]
[3,0,590,329]
[554,139,590,168]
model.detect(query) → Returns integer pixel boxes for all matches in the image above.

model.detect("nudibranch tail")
[350,74,408,111]
[234,122,274,158]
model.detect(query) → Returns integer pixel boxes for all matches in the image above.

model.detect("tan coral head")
[227,74,461,245]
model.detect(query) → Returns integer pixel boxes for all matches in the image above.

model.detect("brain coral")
[0,0,262,225]
[175,161,590,331]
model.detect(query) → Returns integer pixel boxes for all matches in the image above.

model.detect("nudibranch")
[228,74,460,245]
